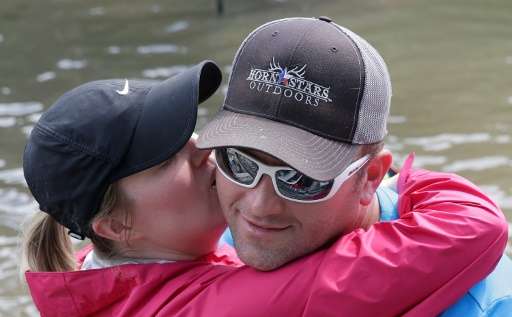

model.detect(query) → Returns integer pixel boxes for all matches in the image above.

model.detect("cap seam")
[112,81,196,178]
[276,19,318,119]
[117,88,148,163]
[225,19,292,110]
[329,23,366,141]
[34,123,113,163]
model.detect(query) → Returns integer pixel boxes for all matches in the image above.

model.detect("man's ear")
[359,149,393,206]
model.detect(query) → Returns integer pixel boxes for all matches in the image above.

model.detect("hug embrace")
[22,17,512,316]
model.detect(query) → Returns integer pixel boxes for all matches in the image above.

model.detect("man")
[198,17,512,315]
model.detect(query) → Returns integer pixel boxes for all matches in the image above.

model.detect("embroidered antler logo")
[269,58,307,86]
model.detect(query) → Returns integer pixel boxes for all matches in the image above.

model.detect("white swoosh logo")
[116,79,130,95]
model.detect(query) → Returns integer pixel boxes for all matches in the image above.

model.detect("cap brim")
[111,60,222,181]
[197,110,361,181]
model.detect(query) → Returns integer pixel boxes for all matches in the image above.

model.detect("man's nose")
[243,175,284,217]
[189,133,212,167]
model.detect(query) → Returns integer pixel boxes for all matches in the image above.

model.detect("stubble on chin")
[235,244,291,271]
[232,232,310,271]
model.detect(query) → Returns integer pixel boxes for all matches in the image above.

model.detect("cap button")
[318,16,333,23]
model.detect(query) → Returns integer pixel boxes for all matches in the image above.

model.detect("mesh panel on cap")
[337,25,392,144]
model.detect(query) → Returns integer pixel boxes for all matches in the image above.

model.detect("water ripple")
[107,46,121,54]
[0,118,16,128]
[150,4,161,13]
[165,21,189,33]
[57,59,87,70]
[142,65,189,78]
[223,65,232,75]
[442,156,511,173]
[27,113,41,123]
[410,155,447,168]
[1,87,10,95]
[0,188,36,230]
[0,236,17,246]
[477,185,512,210]
[88,7,105,16]
[496,135,511,144]
[36,71,56,82]
[137,44,187,55]
[0,296,38,316]
[388,115,407,124]
[402,133,510,151]
[0,168,26,186]
[22,125,34,136]
[0,102,43,116]
[198,108,208,117]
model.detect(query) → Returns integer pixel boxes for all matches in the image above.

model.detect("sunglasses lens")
[216,147,337,202]
[217,148,258,185]
[275,170,334,201]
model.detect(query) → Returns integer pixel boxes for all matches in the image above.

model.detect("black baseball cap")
[198,17,391,181]
[23,60,222,239]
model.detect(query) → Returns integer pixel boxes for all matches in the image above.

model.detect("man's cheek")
[216,173,238,211]
[216,171,244,207]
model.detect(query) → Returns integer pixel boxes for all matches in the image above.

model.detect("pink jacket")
[26,155,508,317]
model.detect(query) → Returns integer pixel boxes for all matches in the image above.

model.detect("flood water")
[0,0,511,315]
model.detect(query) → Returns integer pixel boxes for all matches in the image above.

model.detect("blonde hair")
[22,184,129,272]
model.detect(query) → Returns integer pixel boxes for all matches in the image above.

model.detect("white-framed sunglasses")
[214,147,370,203]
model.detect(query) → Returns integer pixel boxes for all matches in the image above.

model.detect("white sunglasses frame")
[215,147,371,204]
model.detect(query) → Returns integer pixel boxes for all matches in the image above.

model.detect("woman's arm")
[301,153,508,316]
[201,154,507,316]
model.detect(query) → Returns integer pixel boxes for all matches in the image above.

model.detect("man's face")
[216,148,366,271]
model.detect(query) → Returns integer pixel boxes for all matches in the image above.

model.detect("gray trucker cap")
[198,17,391,181]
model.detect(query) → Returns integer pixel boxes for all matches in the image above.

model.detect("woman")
[22,61,507,317]
[23,60,228,273]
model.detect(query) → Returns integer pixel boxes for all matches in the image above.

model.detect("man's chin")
[239,253,284,271]
[234,241,293,271]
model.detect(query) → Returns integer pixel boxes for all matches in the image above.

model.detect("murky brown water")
[0,0,511,315]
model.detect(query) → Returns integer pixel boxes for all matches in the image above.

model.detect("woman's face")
[117,135,225,259]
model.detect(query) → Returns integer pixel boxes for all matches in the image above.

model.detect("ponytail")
[22,212,75,272]
[21,184,131,273]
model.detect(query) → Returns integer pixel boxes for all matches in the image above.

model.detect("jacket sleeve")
[299,153,508,316]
